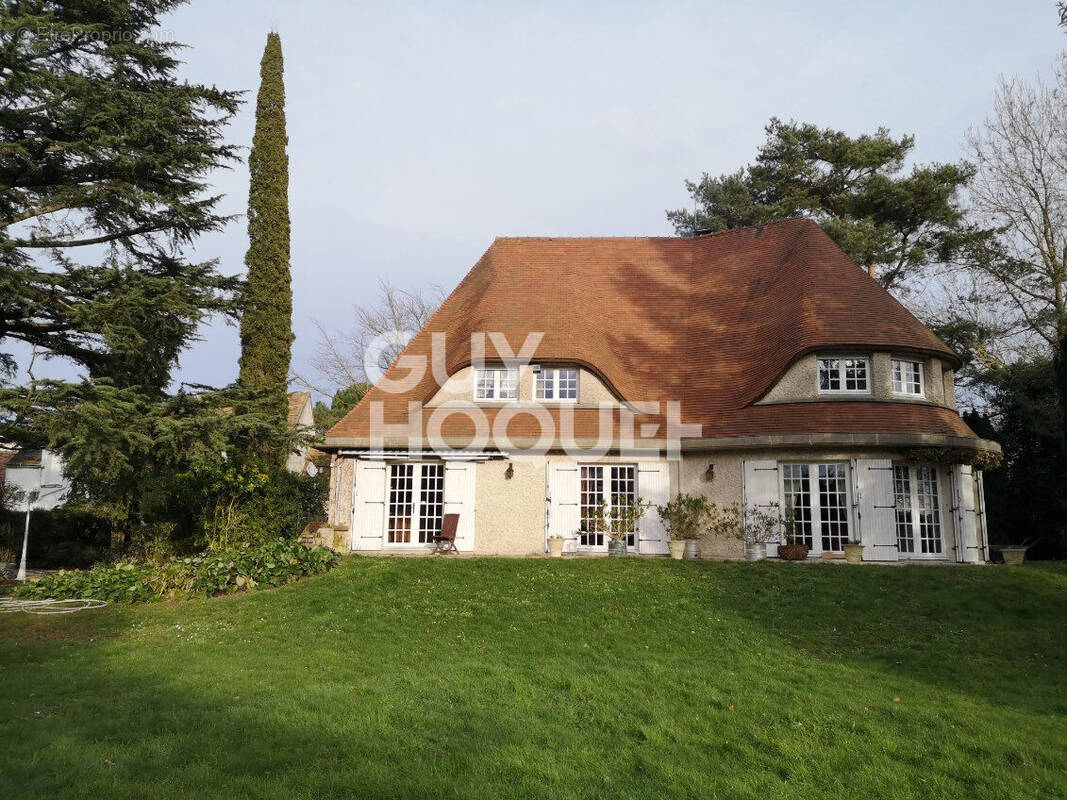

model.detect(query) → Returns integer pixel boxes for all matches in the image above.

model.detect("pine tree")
[667,119,980,290]
[237,32,292,462]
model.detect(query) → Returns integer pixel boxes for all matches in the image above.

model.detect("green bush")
[0,507,113,569]
[14,539,339,603]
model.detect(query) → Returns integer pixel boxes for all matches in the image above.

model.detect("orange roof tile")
[326,219,983,447]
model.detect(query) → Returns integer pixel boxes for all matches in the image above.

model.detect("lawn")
[1,558,1065,800]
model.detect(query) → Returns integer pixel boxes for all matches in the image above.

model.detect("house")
[0,448,70,510]
[286,391,320,475]
[321,219,999,561]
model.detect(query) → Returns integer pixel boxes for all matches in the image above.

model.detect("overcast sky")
[157,0,1065,401]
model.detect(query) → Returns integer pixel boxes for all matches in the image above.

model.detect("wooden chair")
[432,514,459,554]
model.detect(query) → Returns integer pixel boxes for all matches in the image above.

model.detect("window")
[536,367,579,401]
[893,465,943,556]
[892,359,924,396]
[579,464,636,548]
[781,462,852,554]
[474,368,518,401]
[818,357,870,393]
[387,463,444,545]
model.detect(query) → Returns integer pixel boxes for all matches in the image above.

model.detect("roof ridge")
[493,217,816,243]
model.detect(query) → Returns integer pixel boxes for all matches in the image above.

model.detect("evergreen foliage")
[237,31,292,456]
[668,118,980,289]
[312,382,369,433]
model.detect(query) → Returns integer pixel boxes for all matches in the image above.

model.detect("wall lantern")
[704,463,715,482]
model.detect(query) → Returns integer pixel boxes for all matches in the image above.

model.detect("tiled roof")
[327,219,983,447]
[287,392,312,427]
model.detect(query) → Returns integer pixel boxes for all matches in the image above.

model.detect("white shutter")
[444,462,476,552]
[855,459,899,562]
[976,470,990,562]
[351,460,387,551]
[951,464,980,564]
[547,462,581,554]
[743,460,781,556]
[637,462,670,555]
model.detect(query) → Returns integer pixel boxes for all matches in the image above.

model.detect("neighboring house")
[0,448,70,510]
[286,391,319,475]
[321,219,999,561]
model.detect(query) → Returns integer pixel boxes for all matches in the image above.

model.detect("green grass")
[2,558,1065,799]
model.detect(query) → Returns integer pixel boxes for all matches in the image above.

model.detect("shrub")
[656,493,713,540]
[0,507,113,569]
[14,539,340,603]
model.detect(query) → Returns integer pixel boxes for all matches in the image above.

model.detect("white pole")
[17,498,30,582]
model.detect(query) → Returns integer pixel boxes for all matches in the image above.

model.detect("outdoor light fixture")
[505,463,514,480]
[704,463,715,482]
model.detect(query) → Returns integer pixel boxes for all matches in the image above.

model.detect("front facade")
[322,220,998,562]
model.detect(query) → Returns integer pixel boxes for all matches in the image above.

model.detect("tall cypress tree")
[238,32,292,462]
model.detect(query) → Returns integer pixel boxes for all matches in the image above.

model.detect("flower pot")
[668,540,686,560]
[683,540,701,560]
[607,539,628,558]
[744,542,766,562]
[778,543,810,561]
[548,537,564,558]
[843,543,864,564]
[1000,546,1027,565]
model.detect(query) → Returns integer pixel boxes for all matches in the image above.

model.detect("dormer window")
[818,357,870,394]
[536,367,579,402]
[474,368,518,401]
[892,358,924,397]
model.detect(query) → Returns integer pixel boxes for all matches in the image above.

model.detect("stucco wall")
[426,365,621,407]
[757,351,955,408]
[329,455,354,530]
[474,459,546,555]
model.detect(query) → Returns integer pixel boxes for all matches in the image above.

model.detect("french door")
[893,465,945,557]
[387,463,445,545]
[578,465,636,549]
[781,463,852,555]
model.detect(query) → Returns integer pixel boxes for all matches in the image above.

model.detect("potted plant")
[843,538,864,564]
[739,504,785,561]
[657,493,712,560]
[999,543,1029,565]
[547,534,565,558]
[603,495,648,557]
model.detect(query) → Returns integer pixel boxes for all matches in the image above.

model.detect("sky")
[139,1,1067,400]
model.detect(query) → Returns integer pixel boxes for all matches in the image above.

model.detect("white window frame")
[780,462,854,555]
[817,356,871,395]
[473,367,519,402]
[536,367,579,403]
[386,462,445,547]
[892,358,925,397]
[578,464,637,550]
[892,464,946,559]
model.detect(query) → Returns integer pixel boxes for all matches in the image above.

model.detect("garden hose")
[0,598,108,614]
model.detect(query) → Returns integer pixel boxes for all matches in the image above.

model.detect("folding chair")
[432,513,459,554]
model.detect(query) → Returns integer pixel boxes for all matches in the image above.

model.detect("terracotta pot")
[778,543,810,561]
[668,540,685,560]
[1000,546,1027,565]
[548,537,564,558]
[843,543,864,564]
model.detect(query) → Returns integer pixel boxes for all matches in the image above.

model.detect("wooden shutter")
[352,460,387,551]
[547,462,581,554]
[742,460,781,556]
[637,462,670,555]
[444,462,476,552]
[951,464,980,563]
[855,459,899,562]
[976,470,990,562]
